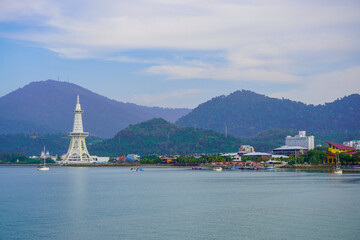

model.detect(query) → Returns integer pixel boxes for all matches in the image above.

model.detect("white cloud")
[1,0,359,52]
[0,0,359,102]
[132,88,210,108]
[147,64,299,83]
[270,66,360,105]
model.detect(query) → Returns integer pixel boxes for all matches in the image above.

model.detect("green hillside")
[0,134,102,156]
[89,118,245,156]
[176,90,360,137]
[0,119,358,157]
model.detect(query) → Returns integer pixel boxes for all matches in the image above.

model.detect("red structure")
[326,141,357,164]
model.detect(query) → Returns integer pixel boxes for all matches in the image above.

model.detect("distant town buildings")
[40,149,50,159]
[343,140,360,150]
[29,148,57,161]
[238,145,255,156]
[271,130,313,157]
[285,131,314,150]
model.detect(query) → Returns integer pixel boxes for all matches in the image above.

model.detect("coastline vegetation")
[0,152,55,164]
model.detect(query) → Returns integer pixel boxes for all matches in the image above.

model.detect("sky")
[0,0,359,108]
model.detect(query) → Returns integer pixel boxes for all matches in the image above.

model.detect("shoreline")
[1,163,360,172]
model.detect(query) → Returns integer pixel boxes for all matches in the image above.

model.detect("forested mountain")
[176,90,360,137]
[90,118,245,156]
[0,80,190,138]
[0,122,357,156]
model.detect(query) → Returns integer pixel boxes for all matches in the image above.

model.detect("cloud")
[132,88,210,108]
[147,64,300,83]
[270,66,360,104]
[0,0,359,100]
[1,0,359,51]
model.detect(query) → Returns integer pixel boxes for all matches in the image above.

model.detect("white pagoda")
[62,95,92,163]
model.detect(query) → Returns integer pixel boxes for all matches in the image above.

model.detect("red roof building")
[326,142,357,164]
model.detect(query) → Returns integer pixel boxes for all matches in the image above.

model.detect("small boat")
[265,166,276,170]
[334,167,342,174]
[213,167,222,171]
[37,165,49,171]
[334,153,342,175]
[37,146,49,171]
[130,168,144,171]
[192,167,202,170]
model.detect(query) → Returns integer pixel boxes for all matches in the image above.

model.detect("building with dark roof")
[273,145,308,158]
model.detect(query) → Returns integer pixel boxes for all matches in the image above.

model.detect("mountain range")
[0,80,359,145]
[0,80,191,138]
[176,90,360,137]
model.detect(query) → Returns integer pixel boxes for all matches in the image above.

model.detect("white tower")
[63,95,92,163]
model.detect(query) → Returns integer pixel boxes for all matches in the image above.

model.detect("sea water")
[1,166,359,240]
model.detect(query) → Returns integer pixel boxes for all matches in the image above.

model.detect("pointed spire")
[75,95,82,111]
[73,95,84,132]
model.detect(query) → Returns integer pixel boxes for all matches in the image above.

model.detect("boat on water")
[37,146,49,171]
[334,153,342,175]
[250,166,265,170]
[130,168,144,171]
[265,166,276,170]
[213,167,222,171]
[192,167,202,170]
[37,165,49,171]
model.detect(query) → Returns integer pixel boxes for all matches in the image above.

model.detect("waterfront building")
[273,145,308,158]
[271,155,289,159]
[326,142,357,164]
[243,152,272,160]
[92,156,110,163]
[159,155,180,164]
[126,154,140,162]
[62,95,92,163]
[238,145,255,156]
[285,131,314,150]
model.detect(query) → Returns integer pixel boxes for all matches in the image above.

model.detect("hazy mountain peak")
[0,80,191,138]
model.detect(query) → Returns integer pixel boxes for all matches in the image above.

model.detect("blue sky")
[0,0,359,108]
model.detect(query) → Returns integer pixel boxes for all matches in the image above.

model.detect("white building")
[92,156,110,163]
[285,131,314,150]
[343,140,360,150]
[238,145,255,153]
[238,145,255,156]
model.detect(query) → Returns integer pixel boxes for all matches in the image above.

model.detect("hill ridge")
[0,80,191,138]
[176,89,360,137]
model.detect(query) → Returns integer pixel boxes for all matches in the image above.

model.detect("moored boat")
[37,146,49,171]
[130,168,144,171]
[334,153,343,175]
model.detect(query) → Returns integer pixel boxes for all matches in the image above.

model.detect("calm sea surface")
[1,166,360,240]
